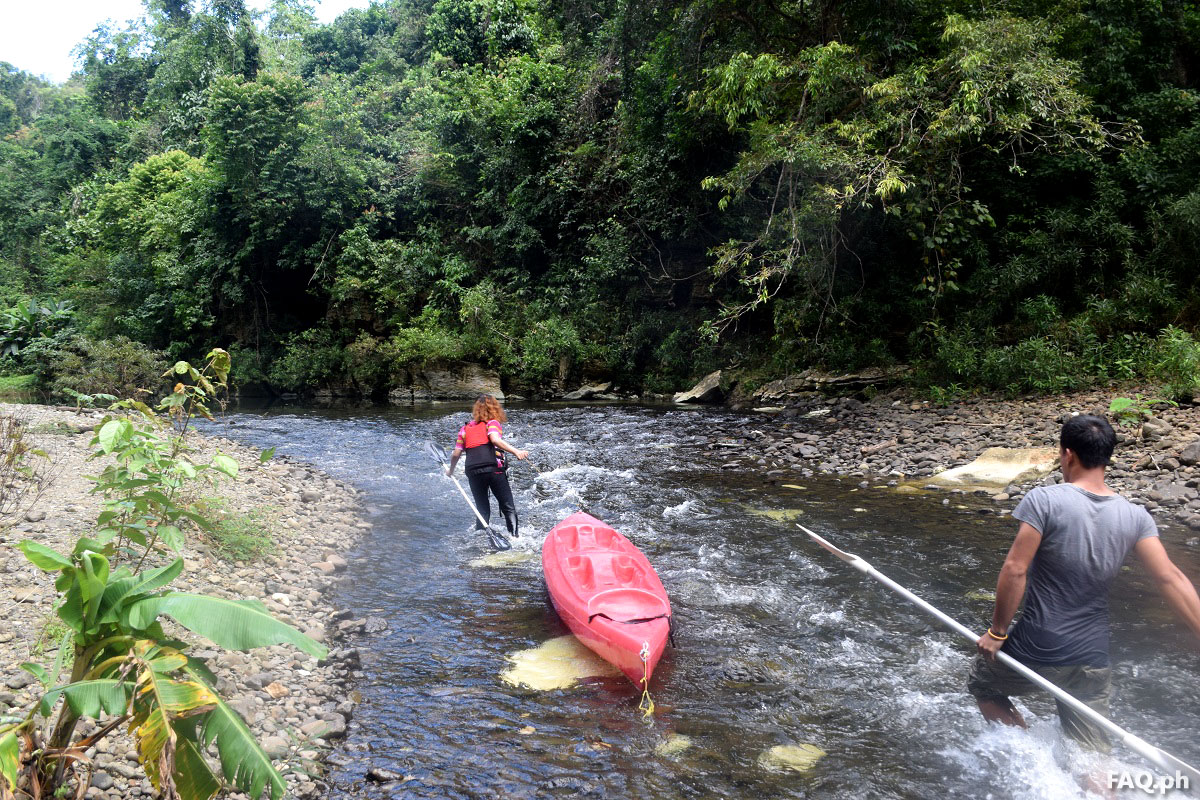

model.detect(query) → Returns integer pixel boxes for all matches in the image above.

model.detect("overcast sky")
[1,0,373,84]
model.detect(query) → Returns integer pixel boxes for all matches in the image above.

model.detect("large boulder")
[562,382,613,401]
[674,370,726,404]
[1179,439,1200,467]
[388,363,504,403]
[921,447,1059,490]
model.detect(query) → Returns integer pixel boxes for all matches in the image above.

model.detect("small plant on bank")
[1108,394,1177,436]
[0,413,50,526]
[194,498,278,563]
[1153,325,1200,402]
[0,348,324,800]
[61,388,119,412]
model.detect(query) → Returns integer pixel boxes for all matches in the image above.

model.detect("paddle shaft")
[447,471,491,529]
[425,441,493,530]
[798,524,1200,784]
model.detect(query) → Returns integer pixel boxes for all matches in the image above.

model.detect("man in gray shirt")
[969,414,1200,750]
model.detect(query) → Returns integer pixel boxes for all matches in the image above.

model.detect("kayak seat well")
[586,587,669,622]
[566,555,596,591]
[612,554,639,585]
[557,524,618,552]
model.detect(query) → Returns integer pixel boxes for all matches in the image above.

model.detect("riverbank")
[708,387,1200,531]
[0,403,372,799]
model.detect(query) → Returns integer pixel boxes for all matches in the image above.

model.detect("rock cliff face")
[388,363,504,403]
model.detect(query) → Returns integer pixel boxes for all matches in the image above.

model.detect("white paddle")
[424,441,510,550]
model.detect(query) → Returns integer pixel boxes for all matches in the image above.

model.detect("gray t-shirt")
[1006,483,1158,667]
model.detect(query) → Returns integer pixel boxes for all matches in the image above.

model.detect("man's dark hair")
[1060,414,1116,468]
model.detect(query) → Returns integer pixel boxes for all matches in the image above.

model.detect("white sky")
[1,0,374,84]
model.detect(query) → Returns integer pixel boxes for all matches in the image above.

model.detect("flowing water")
[210,404,1200,799]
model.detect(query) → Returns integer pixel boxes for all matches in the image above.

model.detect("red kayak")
[542,511,672,687]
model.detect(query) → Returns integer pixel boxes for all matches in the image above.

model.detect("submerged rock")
[758,743,826,772]
[655,734,692,758]
[499,635,620,691]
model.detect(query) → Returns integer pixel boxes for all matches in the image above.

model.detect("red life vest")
[462,421,491,449]
[462,421,503,474]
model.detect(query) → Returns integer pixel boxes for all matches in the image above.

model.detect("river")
[209,403,1200,799]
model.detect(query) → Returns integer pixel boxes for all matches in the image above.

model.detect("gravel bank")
[715,388,1200,532]
[0,403,374,799]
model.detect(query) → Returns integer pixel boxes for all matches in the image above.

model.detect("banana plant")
[0,539,326,799]
[0,299,74,356]
[0,346,328,800]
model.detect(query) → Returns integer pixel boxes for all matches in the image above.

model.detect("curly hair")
[471,394,507,423]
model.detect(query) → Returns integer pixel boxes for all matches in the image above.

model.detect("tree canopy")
[2,0,1199,397]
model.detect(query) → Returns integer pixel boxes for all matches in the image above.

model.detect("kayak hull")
[542,511,671,686]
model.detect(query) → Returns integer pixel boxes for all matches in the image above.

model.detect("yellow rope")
[637,642,655,720]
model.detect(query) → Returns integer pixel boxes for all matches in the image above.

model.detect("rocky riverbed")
[709,388,1200,533]
[0,403,376,799]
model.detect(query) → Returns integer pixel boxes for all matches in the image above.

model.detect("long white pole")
[798,524,1200,785]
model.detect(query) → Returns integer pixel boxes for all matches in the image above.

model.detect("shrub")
[266,328,346,390]
[388,324,467,366]
[24,333,168,400]
[518,315,583,384]
[1152,325,1200,401]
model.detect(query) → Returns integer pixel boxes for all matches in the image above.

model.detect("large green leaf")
[39,679,133,717]
[20,662,48,689]
[97,559,184,624]
[97,418,133,454]
[211,453,238,478]
[183,666,285,800]
[58,581,85,632]
[18,540,71,571]
[0,729,17,794]
[174,732,222,800]
[124,593,327,658]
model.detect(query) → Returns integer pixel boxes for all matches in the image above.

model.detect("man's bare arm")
[978,522,1042,660]
[1135,536,1200,641]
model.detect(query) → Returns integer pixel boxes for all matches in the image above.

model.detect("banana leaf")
[0,730,17,795]
[96,559,184,624]
[39,679,133,717]
[183,665,285,800]
[124,593,327,658]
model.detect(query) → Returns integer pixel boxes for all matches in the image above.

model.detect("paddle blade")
[424,440,448,466]
[486,528,512,551]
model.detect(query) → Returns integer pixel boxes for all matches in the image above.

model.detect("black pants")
[466,469,518,537]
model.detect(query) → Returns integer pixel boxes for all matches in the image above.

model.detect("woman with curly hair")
[446,394,529,547]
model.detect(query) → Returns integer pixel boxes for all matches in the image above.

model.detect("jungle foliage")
[2,0,1200,398]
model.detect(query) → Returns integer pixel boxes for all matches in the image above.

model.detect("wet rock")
[391,362,504,403]
[367,767,406,783]
[674,370,726,404]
